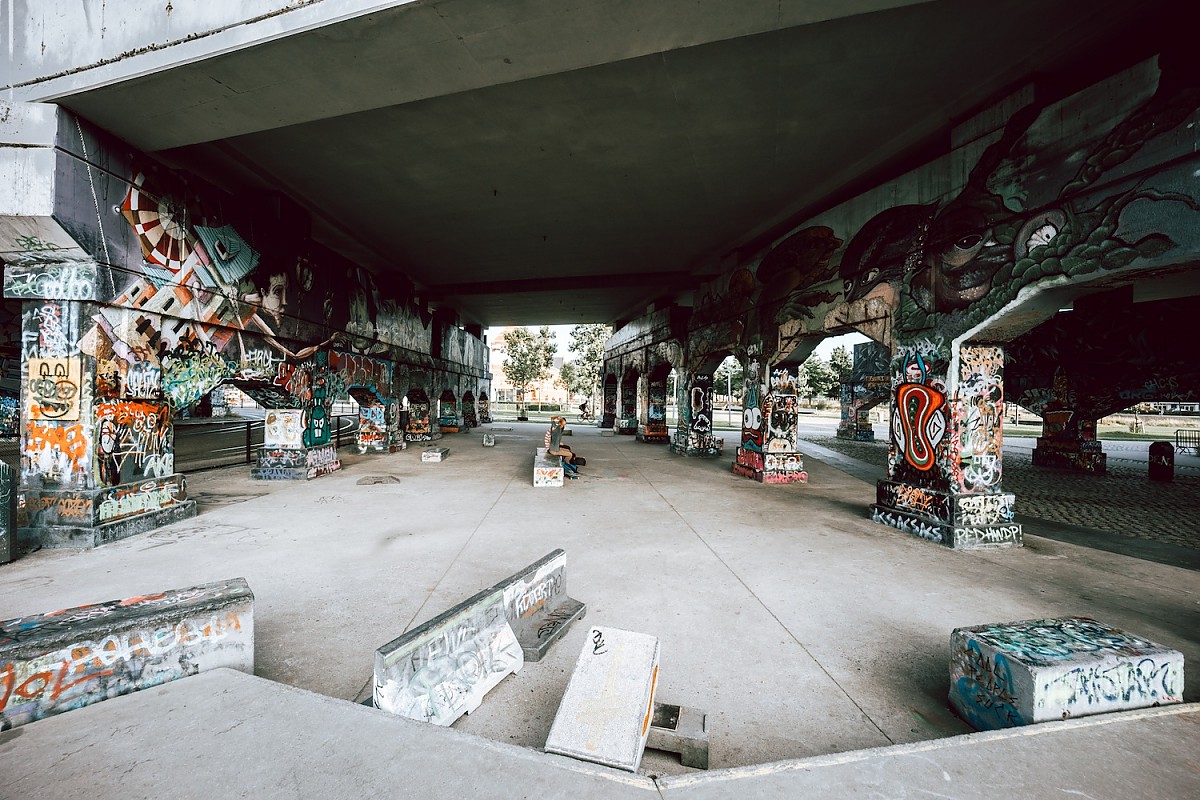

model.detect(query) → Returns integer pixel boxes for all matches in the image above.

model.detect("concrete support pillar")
[437,390,461,433]
[734,362,806,483]
[1031,368,1106,473]
[477,393,492,423]
[617,373,638,434]
[600,375,617,429]
[252,350,343,480]
[461,392,478,429]
[672,372,722,457]
[405,388,436,442]
[871,343,1021,549]
[836,376,890,441]
[17,298,194,548]
[637,371,670,443]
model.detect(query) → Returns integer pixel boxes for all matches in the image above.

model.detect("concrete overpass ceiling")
[47,0,1175,327]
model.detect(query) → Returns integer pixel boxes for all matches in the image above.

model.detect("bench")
[0,577,254,729]
[544,625,660,772]
[949,617,1183,731]
[421,447,449,462]
[535,447,564,487]
[1175,429,1199,455]
[374,549,586,725]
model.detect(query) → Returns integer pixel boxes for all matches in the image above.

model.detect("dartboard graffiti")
[120,172,196,274]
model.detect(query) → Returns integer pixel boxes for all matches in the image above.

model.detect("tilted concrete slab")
[1,669,1196,799]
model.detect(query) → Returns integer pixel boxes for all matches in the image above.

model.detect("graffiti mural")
[888,344,950,490]
[357,404,387,452]
[638,373,670,443]
[461,392,478,429]
[405,389,433,442]
[263,409,303,450]
[95,401,173,486]
[740,354,764,453]
[955,346,1004,494]
[25,358,81,421]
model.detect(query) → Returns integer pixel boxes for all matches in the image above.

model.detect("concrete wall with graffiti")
[0,103,489,545]
[605,53,1200,544]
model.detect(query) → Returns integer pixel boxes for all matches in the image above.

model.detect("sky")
[485,325,869,362]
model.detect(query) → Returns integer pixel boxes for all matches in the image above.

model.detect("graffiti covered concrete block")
[0,577,254,729]
[421,447,449,462]
[482,434,496,447]
[949,617,1183,731]
[374,589,523,726]
[498,549,586,662]
[545,626,659,772]
[534,447,563,487]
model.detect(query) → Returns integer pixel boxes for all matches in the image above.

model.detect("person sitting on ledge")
[545,415,579,478]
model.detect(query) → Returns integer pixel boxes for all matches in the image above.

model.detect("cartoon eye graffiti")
[743,407,762,430]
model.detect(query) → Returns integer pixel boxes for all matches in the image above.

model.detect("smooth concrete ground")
[1,422,1197,789]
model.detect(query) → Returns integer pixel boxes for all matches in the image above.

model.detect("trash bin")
[1149,441,1174,482]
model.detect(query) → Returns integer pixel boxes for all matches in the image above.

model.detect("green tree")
[566,323,612,410]
[829,345,853,381]
[714,355,744,407]
[558,360,592,400]
[501,326,556,416]
[800,355,835,403]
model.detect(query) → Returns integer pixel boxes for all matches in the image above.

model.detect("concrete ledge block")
[646,702,711,769]
[535,447,564,487]
[421,447,449,462]
[0,577,254,729]
[498,549,586,662]
[482,434,496,446]
[375,549,585,724]
[950,617,1184,731]
[545,625,659,772]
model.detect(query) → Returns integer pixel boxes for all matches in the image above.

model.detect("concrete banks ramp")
[2,669,1197,799]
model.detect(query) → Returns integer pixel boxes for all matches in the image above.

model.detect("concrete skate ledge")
[3,669,1197,799]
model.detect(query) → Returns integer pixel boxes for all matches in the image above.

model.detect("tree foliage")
[799,355,836,401]
[829,345,853,381]
[714,355,745,404]
[566,323,611,405]
[501,326,556,408]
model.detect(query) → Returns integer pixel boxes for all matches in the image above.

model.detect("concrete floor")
[1,421,1196,779]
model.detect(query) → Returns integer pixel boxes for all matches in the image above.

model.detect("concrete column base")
[871,504,1022,549]
[17,474,194,550]
[636,423,670,443]
[252,443,341,480]
[19,498,197,550]
[671,432,724,458]
[1032,438,1106,474]
[872,480,1021,548]
[731,448,808,483]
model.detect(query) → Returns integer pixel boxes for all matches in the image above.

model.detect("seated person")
[545,415,579,477]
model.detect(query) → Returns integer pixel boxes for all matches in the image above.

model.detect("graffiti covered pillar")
[637,368,670,443]
[1031,367,1106,474]
[405,387,436,442]
[437,389,461,433]
[600,374,617,429]
[671,372,723,457]
[617,371,638,434]
[461,391,478,429]
[836,341,891,441]
[872,343,1020,549]
[16,297,195,548]
[757,365,807,482]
